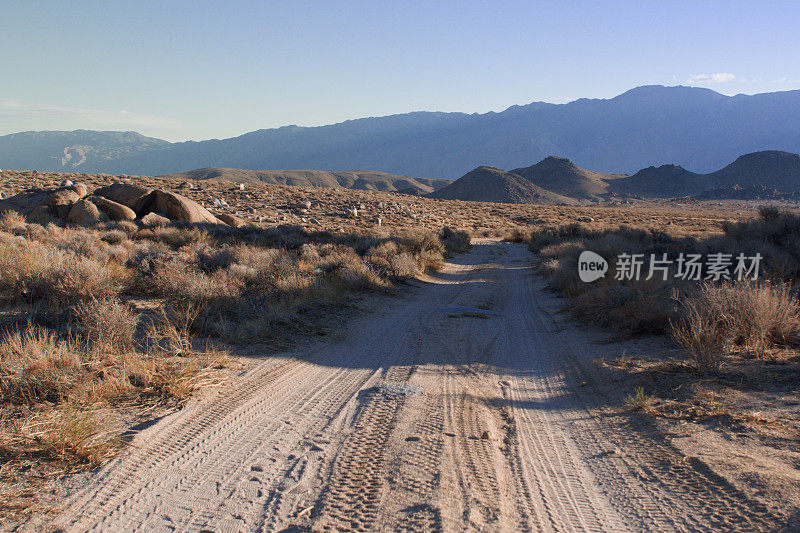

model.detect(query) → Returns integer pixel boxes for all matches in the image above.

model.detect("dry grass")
[673,282,799,367]
[529,209,800,371]
[670,297,726,372]
[0,202,467,524]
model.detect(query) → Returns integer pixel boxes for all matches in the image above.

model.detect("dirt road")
[52,241,778,531]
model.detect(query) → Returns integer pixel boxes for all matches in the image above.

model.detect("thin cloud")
[687,72,736,83]
[0,98,180,130]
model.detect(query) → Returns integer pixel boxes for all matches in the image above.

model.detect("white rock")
[238,183,246,191]
[61,179,74,187]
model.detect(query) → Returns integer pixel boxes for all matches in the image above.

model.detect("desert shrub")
[387,253,421,278]
[0,236,128,304]
[569,280,677,337]
[50,255,130,303]
[401,229,445,258]
[137,225,209,248]
[151,260,242,305]
[439,227,471,255]
[113,219,140,235]
[0,211,27,235]
[195,246,236,272]
[0,406,117,464]
[75,299,138,354]
[671,296,726,372]
[684,282,799,354]
[100,229,127,245]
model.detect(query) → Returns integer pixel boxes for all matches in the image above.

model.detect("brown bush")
[440,226,471,255]
[683,282,799,355]
[75,299,138,354]
[671,297,725,372]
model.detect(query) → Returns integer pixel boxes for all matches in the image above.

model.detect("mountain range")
[3,85,800,178]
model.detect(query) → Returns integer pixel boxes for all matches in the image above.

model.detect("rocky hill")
[510,156,624,200]
[609,150,800,198]
[608,164,703,197]
[705,150,800,190]
[427,166,576,205]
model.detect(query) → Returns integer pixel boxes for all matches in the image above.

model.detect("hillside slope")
[158,167,449,194]
[511,156,624,199]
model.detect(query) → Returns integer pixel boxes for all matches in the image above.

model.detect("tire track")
[49,241,782,531]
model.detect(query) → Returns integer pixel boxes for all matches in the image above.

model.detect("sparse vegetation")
[527,209,800,370]
[0,204,468,522]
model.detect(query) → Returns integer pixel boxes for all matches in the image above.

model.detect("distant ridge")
[158,167,450,194]
[3,85,800,177]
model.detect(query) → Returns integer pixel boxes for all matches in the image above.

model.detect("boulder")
[87,196,136,221]
[215,212,246,227]
[71,183,89,197]
[138,190,222,224]
[67,199,104,225]
[42,187,84,207]
[140,212,170,227]
[0,186,86,220]
[27,205,58,225]
[94,183,152,212]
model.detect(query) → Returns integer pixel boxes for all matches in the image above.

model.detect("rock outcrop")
[137,190,222,224]
[67,199,104,225]
[86,196,137,221]
[93,183,152,212]
[0,182,245,228]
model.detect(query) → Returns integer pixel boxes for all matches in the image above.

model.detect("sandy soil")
[45,241,787,531]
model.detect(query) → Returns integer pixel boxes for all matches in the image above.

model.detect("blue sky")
[1,0,798,141]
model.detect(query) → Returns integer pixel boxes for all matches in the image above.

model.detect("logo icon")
[578,251,608,282]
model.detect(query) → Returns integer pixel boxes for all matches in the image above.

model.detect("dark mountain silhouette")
[608,165,703,197]
[608,150,800,198]
[429,150,800,204]
[427,166,576,204]
[3,85,800,178]
[705,150,800,190]
[510,156,625,200]
[159,167,449,194]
